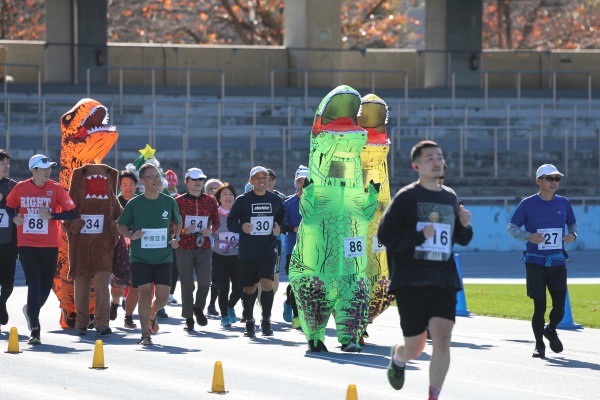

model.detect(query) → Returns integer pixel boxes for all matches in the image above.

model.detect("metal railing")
[452,70,593,112]
[270,68,408,113]
[86,66,226,114]
[389,125,600,179]
[1,63,42,112]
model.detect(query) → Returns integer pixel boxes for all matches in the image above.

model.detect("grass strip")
[462,284,600,328]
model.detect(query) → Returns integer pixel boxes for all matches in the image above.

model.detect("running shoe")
[109,303,119,321]
[138,336,153,346]
[220,316,231,327]
[194,307,208,326]
[96,326,112,336]
[261,318,274,336]
[387,345,405,390]
[532,346,546,359]
[543,325,563,353]
[184,318,195,331]
[168,294,178,305]
[341,340,361,353]
[77,327,87,336]
[23,304,31,331]
[207,304,219,316]
[0,301,8,325]
[282,300,293,323]
[124,315,137,329]
[28,326,41,345]
[227,307,238,323]
[291,317,301,330]
[244,319,256,337]
[156,308,169,319]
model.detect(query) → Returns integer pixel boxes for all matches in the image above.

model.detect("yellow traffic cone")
[90,340,108,369]
[210,361,227,393]
[346,384,358,400]
[5,327,22,354]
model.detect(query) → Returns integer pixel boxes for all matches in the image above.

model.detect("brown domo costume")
[63,164,122,333]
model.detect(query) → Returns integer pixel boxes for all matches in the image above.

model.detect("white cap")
[29,154,57,169]
[536,164,564,179]
[185,168,207,180]
[249,166,268,178]
[295,165,309,181]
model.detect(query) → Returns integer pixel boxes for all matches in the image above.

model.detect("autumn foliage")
[0,0,598,50]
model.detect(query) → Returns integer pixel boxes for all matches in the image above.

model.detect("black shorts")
[392,286,457,337]
[18,246,59,288]
[239,253,276,287]
[131,262,172,288]
[525,263,567,299]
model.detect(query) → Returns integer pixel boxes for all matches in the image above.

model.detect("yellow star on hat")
[138,144,157,160]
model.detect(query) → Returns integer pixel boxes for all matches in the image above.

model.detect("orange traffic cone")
[209,361,227,394]
[346,384,358,400]
[5,327,22,354]
[90,340,108,369]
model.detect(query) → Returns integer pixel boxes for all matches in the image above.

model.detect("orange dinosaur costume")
[54,99,118,328]
[63,164,122,332]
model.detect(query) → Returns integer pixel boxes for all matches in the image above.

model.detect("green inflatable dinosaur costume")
[357,94,395,335]
[289,85,379,353]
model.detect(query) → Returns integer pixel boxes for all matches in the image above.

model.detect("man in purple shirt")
[508,164,578,359]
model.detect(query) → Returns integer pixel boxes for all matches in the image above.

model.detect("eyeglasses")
[542,176,561,182]
[141,173,161,180]
[32,157,53,168]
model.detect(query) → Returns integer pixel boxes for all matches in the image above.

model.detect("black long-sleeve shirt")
[227,190,285,260]
[378,182,473,291]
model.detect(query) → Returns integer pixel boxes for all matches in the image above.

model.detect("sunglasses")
[542,176,561,182]
[32,157,53,168]
[188,177,204,182]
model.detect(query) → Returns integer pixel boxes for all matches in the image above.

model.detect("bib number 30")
[250,216,273,236]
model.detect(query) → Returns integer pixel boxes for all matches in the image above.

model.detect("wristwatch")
[172,236,180,242]
[571,232,577,240]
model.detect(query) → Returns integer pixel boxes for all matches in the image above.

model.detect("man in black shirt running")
[227,166,285,337]
[378,140,473,400]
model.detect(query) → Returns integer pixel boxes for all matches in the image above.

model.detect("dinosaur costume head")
[358,94,390,195]
[59,98,118,190]
[309,85,367,187]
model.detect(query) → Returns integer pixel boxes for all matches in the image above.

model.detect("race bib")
[344,236,366,258]
[185,215,208,233]
[0,209,8,228]
[250,216,273,236]
[141,228,168,249]
[537,228,563,250]
[415,222,451,254]
[23,213,49,235]
[218,231,239,250]
[371,234,386,253]
[80,214,104,234]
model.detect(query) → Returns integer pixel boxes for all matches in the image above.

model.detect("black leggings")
[0,242,18,304]
[284,254,298,317]
[212,252,242,317]
[18,246,59,329]
[532,289,566,347]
